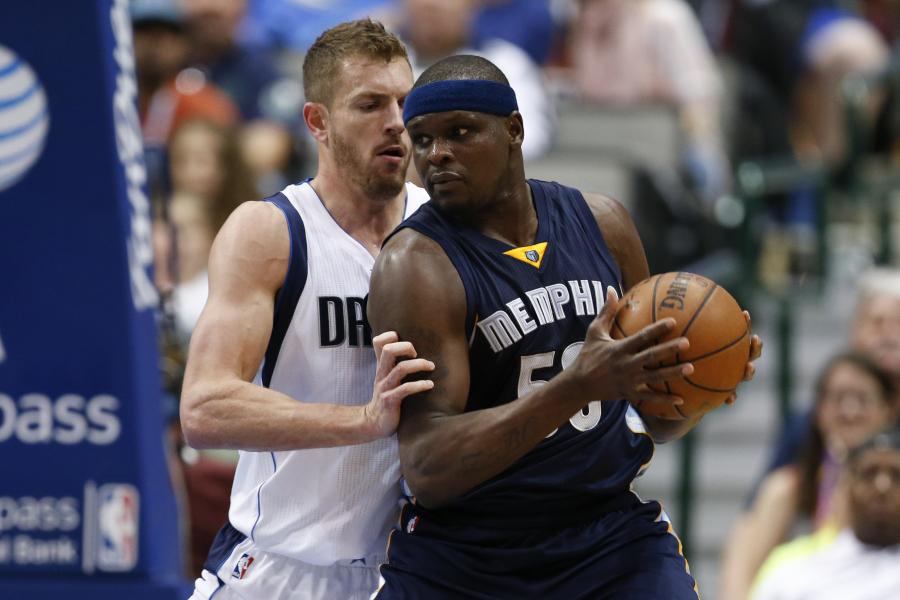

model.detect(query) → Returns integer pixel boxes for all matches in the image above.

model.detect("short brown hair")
[303,19,409,107]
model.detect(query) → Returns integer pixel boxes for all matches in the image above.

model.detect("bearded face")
[321,56,413,202]
[330,119,408,202]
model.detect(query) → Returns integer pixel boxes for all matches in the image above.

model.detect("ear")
[303,102,329,144]
[506,112,524,149]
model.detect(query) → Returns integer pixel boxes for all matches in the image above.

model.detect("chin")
[366,175,406,201]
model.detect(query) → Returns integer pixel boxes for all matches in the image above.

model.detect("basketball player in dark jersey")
[367,55,762,598]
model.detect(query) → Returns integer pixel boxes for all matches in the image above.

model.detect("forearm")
[401,375,587,508]
[181,379,373,451]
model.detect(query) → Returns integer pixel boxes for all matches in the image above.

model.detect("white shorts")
[189,534,380,600]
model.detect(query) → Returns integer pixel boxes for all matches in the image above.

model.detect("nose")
[426,138,452,166]
[385,101,405,136]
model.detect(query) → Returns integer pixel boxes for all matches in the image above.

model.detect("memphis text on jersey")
[475,279,612,353]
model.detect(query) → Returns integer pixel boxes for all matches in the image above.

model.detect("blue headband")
[403,79,518,124]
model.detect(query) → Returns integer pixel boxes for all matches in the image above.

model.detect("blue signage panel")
[0,0,187,596]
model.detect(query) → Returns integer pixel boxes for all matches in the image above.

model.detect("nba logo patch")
[525,250,540,263]
[232,553,254,579]
[406,516,420,533]
[96,484,139,572]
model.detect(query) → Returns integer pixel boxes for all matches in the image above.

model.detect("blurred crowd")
[132,0,900,590]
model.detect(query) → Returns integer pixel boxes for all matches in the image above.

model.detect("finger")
[376,340,417,380]
[742,362,756,382]
[386,359,436,387]
[743,310,751,328]
[619,318,677,353]
[749,335,763,361]
[383,380,435,408]
[372,331,398,359]
[633,337,689,367]
[592,286,620,335]
[725,393,737,405]
[639,362,694,385]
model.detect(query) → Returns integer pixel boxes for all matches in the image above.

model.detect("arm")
[719,467,800,600]
[367,229,691,508]
[180,201,433,451]
[585,192,700,442]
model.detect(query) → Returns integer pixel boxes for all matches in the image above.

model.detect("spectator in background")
[152,119,255,297]
[750,427,900,600]
[240,0,395,54]
[399,0,554,159]
[566,0,730,204]
[852,268,900,390]
[727,1,888,253]
[472,0,558,65]
[132,0,239,202]
[182,0,304,192]
[757,268,900,484]
[167,193,214,346]
[168,119,257,233]
[719,351,898,600]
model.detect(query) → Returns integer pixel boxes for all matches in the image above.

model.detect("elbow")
[179,388,218,450]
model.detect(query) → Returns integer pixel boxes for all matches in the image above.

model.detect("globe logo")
[0,45,49,192]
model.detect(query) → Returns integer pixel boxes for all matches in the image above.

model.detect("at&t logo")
[0,45,49,192]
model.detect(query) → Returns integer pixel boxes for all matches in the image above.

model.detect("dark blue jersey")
[397,179,654,531]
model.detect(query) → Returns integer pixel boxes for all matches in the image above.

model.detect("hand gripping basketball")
[612,272,761,419]
[561,287,694,420]
[364,332,436,439]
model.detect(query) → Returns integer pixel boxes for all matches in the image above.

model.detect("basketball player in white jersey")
[180,20,432,600]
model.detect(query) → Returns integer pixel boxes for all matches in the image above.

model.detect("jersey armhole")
[260,192,308,387]
[566,185,625,292]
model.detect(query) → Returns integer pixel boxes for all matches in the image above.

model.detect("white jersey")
[228,181,429,566]
[751,529,900,600]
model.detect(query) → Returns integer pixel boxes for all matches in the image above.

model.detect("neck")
[311,156,407,257]
[464,170,535,247]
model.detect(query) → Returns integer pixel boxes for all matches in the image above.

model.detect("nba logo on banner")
[97,484,139,571]
[232,553,254,580]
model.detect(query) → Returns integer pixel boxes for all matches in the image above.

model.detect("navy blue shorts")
[375,495,698,600]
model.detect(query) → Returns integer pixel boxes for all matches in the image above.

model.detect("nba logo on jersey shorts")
[97,483,139,571]
[232,553,255,580]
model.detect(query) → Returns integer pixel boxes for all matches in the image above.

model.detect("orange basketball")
[611,272,751,419]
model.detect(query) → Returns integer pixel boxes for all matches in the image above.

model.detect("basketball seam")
[651,274,662,324]
[684,378,737,393]
[679,283,719,339]
[685,326,750,364]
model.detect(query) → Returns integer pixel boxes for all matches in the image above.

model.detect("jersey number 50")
[517,341,601,438]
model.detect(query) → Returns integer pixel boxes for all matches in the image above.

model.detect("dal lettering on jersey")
[318,296,373,348]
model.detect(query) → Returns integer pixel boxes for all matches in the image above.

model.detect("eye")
[451,127,469,138]
[412,134,431,148]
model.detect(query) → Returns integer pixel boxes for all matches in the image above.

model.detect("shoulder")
[581,192,645,265]
[208,200,290,292]
[380,226,450,271]
[370,228,466,331]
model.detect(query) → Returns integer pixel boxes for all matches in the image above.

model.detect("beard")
[331,128,408,202]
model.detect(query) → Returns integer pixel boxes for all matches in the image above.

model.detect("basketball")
[611,272,751,419]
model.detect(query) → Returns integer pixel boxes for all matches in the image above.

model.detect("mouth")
[429,171,462,186]
[375,145,406,163]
